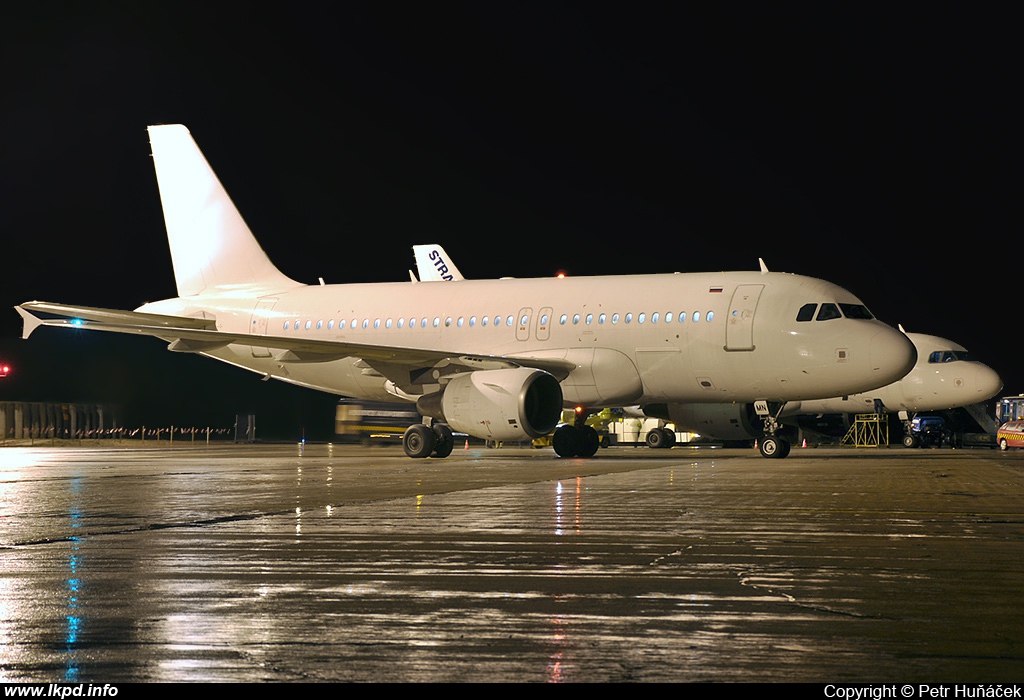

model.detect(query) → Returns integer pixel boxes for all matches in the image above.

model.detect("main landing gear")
[402,422,455,458]
[755,400,792,459]
[551,410,601,458]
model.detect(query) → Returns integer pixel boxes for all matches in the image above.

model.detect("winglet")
[759,258,769,274]
[412,244,464,281]
[15,305,45,340]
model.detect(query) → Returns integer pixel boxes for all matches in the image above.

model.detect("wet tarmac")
[0,442,1022,683]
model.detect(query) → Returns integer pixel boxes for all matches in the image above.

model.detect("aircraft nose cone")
[870,327,917,385]
[972,364,1003,401]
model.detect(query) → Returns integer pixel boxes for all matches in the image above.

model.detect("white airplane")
[661,330,1002,444]
[16,124,917,459]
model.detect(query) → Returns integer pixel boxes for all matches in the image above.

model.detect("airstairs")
[962,402,1000,435]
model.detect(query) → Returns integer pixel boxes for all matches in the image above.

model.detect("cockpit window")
[928,350,972,363]
[796,303,817,322]
[797,302,876,322]
[816,303,842,321]
[839,303,873,319]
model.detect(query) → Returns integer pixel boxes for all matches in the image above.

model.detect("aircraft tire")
[759,435,789,459]
[577,425,600,458]
[403,424,436,458]
[552,424,581,458]
[903,434,919,449]
[431,424,454,458]
[646,429,667,449]
[662,428,676,448]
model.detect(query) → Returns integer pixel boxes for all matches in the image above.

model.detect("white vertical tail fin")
[147,124,300,297]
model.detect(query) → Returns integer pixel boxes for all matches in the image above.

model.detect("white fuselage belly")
[141,270,910,407]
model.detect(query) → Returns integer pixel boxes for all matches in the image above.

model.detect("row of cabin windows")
[281,309,717,332]
[558,310,714,325]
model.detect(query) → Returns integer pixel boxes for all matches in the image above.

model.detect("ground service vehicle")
[996,420,1024,451]
[335,399,422,445]
[903,415,948,448]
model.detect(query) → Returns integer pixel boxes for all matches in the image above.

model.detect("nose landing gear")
[755,401,792,459]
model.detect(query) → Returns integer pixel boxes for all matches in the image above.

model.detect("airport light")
[0,363,9,378]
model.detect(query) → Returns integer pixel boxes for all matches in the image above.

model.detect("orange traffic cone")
[753,439,758,450]
[464,438,469,450]
[802,438,807,448]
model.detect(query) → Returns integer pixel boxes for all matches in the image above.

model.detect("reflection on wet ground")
[1,444,1022,682]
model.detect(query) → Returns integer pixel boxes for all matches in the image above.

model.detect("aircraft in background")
[16,125,917,459]
[661,330,1002,446]
[409,244,464,282]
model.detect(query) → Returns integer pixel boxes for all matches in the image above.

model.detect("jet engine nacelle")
[417,368,563,442]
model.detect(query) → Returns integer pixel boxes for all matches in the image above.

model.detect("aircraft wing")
[15,301,576,383]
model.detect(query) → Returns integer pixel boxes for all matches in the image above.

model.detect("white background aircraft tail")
[412,244,464,282]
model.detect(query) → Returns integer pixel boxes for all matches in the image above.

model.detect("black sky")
[1,4,1019,438]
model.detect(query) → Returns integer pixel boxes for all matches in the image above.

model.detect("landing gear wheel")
[661,428,676,448]
[759,435,790,459]
[403,424,436,458]
[646,428,666,449]
[577,425,600,458]
[431,424,454,458]
[903,434,919,449]
[552,424,581,458]
[646,427,675,449]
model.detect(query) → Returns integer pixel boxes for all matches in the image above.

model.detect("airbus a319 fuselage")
[16,124,917,459]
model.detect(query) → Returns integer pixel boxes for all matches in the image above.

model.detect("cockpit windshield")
[928,350,973,363]
[796,302,875,322]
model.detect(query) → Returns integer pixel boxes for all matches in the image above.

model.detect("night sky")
[1,4,1019,439]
